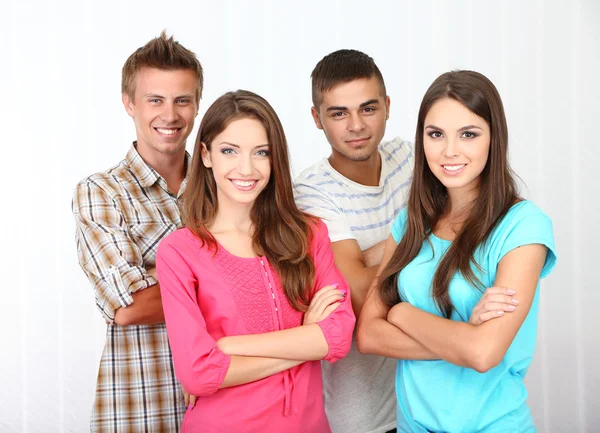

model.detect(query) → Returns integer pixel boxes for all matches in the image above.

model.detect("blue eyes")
[220,148,270,157]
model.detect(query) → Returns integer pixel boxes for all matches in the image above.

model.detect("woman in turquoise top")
[357,70,557,433]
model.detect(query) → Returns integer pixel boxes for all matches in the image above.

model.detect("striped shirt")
[72,144,188,433]
[294,136,414,433]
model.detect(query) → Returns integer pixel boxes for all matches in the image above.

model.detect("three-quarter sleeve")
[72,180,157,322]
[156,237,231,396]
[310,220,356,363]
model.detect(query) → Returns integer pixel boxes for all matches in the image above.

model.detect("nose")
[237,154,254,176]
[442,137,459,158]
[347,113,366,133]
[160,102,179,123]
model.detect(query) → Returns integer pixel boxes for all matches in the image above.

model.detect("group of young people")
[73,32,557,433]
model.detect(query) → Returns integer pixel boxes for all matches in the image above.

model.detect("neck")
[446,183,479,216]
[328,150,381,187]
[136,143,187,195]
[210,197,254,235]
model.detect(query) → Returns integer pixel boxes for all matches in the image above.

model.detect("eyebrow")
[143,93,195,99]
[425,124,484,132]
[218,142,270,149]
[326,99,380,112]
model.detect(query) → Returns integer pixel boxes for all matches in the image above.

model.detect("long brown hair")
[182,90,316,311]
[378,70,519,318]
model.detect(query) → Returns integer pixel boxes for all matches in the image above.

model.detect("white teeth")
[232,180,256,187]
[443,164,465,171]
[156,128,178,135]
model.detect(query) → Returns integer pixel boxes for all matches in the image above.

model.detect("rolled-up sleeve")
[311,220,356,363]
[72,180,157,322]
[156,239,231,396]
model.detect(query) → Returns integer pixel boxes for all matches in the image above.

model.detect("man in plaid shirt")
[72,32,203,432]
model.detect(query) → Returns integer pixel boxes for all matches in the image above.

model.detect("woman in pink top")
[156,90,355,433]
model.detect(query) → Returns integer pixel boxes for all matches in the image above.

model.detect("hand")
[147,266,157,279]
[183,387,197,411]
[469,287,519,326]
[362,240,386,268]
[303,284,347,325]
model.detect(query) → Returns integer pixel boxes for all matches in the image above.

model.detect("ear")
[311,106,323,130]
[122,92,135,118]
[200,142,212,168]
[385,96,391,120]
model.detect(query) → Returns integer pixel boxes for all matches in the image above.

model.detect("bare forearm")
[356,316,438,359]
[114,284,164,326]
[221,356,303,388]
[390,304,481,369]
[347,264,380,317]
[218,324,329,361]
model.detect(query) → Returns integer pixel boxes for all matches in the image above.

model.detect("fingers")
[474,309,507,325]
[309,288,346,316]
[183,389,189,406]
[482,286,515,296]
[311,284,341,304]
[189,394,197,410]
[321,301,342,320]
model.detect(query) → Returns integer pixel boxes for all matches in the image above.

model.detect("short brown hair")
[121,30,203,102]
[311,49,386,108]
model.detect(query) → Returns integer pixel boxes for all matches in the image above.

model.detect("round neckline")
[214,239,263,261]
[429,232,453,244]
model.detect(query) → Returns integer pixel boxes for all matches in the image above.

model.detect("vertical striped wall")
[2,0,597,431]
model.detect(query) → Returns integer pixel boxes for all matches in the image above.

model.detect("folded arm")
[72,181,164,325]
[356,235,439,359]
[387,244,548,372]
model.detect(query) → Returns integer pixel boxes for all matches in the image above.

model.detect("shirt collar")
[126,142,191,194]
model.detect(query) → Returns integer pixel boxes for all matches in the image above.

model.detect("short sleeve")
[496,205,557,279]
[391,207,408,244]
[72,180,157,322]
[294,182,355,243]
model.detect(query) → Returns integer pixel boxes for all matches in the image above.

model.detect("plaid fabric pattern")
[72,144,189,432]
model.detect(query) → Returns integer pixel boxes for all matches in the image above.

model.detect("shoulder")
[294,159,332,186]
[490,200,557,277]
[157,227,206,258]
[391,206,409,243]
[494,200,553,237]
[379,136,414,163]
[73,159,132,199]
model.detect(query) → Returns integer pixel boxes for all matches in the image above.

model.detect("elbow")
[467,345,503,373]
[113,307,130,326]
[356,321,375,355]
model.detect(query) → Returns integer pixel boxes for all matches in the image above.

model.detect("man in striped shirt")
[72,32,202,433]
[294,50,414,433]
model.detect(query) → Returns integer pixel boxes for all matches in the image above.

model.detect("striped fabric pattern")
[72,144,188,433]
[294,137,414,251]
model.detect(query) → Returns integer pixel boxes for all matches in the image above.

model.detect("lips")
[154,127,182,137]
[345,137,370,147]
[229,179,258,191]
[441,164,467,176]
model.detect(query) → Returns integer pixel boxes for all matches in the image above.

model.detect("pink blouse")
[156,220,355,433]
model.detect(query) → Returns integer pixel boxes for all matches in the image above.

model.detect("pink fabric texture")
[156,220,355,433]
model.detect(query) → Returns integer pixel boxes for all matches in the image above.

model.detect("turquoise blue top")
[390,201,557,433]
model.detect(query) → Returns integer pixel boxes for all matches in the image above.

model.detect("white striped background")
[1,0,598,431]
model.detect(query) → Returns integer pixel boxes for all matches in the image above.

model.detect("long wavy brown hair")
[182,90,316,311]
[378,70,520,318]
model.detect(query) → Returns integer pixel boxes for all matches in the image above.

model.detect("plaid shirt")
[72,144,189,433]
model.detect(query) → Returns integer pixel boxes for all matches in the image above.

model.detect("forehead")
[134,67,198,97]
[214,117,268,146]
[425,98,488,130]
[320,76,384,108]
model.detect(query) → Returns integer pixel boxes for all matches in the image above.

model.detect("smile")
[230,179,258,191]
[441,164,467,175]
[154,127,181,136]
